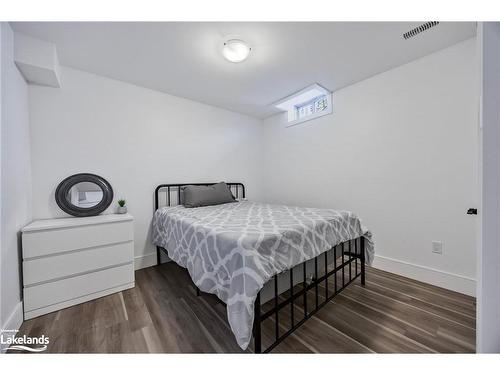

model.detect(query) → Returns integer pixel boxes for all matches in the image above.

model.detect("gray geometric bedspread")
[152,201,374,350]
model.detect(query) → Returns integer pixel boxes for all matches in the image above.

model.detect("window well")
[274,83,333,127]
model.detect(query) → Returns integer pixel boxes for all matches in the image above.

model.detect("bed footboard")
[253,236,366,353]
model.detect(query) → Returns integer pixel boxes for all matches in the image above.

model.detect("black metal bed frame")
[154,182,365,353]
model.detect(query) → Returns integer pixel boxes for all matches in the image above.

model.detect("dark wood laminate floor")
[16,263,476,353]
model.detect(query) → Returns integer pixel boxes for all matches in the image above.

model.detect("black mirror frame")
[55,173,114,217]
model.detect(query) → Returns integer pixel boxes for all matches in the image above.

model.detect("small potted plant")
[117,199,127,214]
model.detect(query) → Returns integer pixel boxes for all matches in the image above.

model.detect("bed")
[152,183,374,353]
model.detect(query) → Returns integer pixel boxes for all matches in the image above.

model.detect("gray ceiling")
[11,22,476,118]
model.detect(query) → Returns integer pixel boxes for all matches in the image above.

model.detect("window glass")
[297,95,328,119]
[315,97,328,112]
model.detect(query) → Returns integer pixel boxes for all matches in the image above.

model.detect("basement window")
[274,84,333,127]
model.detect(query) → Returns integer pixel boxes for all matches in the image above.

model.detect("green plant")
[118,199,126,207]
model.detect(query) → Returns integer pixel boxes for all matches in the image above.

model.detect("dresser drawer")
[24,262,134,312]
[22,220,134,259]
[23,241,134,286]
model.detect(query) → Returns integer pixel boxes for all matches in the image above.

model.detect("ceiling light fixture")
[222,39,251,63]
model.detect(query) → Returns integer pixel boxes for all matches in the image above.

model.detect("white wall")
[0,22,32,349]
[477,22,500,353]
[28,66,264,269]
[262,38,478,295]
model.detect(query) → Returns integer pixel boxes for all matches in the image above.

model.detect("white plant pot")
[117,206,127,214]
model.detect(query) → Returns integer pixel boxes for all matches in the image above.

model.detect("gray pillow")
[182,182,236,208]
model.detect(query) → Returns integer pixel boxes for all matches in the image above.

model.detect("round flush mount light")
[222,39,251,63]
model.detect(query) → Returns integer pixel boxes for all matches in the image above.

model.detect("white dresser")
[21,214,135,319]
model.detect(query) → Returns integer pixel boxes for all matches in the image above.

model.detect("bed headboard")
[154,182,246,210]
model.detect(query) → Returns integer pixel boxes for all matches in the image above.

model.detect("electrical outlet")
[432,241,443,255]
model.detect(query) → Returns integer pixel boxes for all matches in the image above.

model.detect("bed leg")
[253,293,262,353]
[360,237,366,286]
[156,246,161,266]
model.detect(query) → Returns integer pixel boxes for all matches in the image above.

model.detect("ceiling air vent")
[403,21,440,40]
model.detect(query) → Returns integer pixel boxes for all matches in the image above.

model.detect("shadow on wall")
[48,184,62,218]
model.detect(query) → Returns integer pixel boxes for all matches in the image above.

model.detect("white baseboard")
[135,249,172,270]
[1,302,23,353]
[135,252,476,295]
[372,255,476,297]
[134,252,157,270]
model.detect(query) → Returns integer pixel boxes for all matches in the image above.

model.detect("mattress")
[152,200,374,350]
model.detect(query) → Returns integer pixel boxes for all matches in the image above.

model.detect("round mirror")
[66,182,104,208]
[55,173,113,217]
